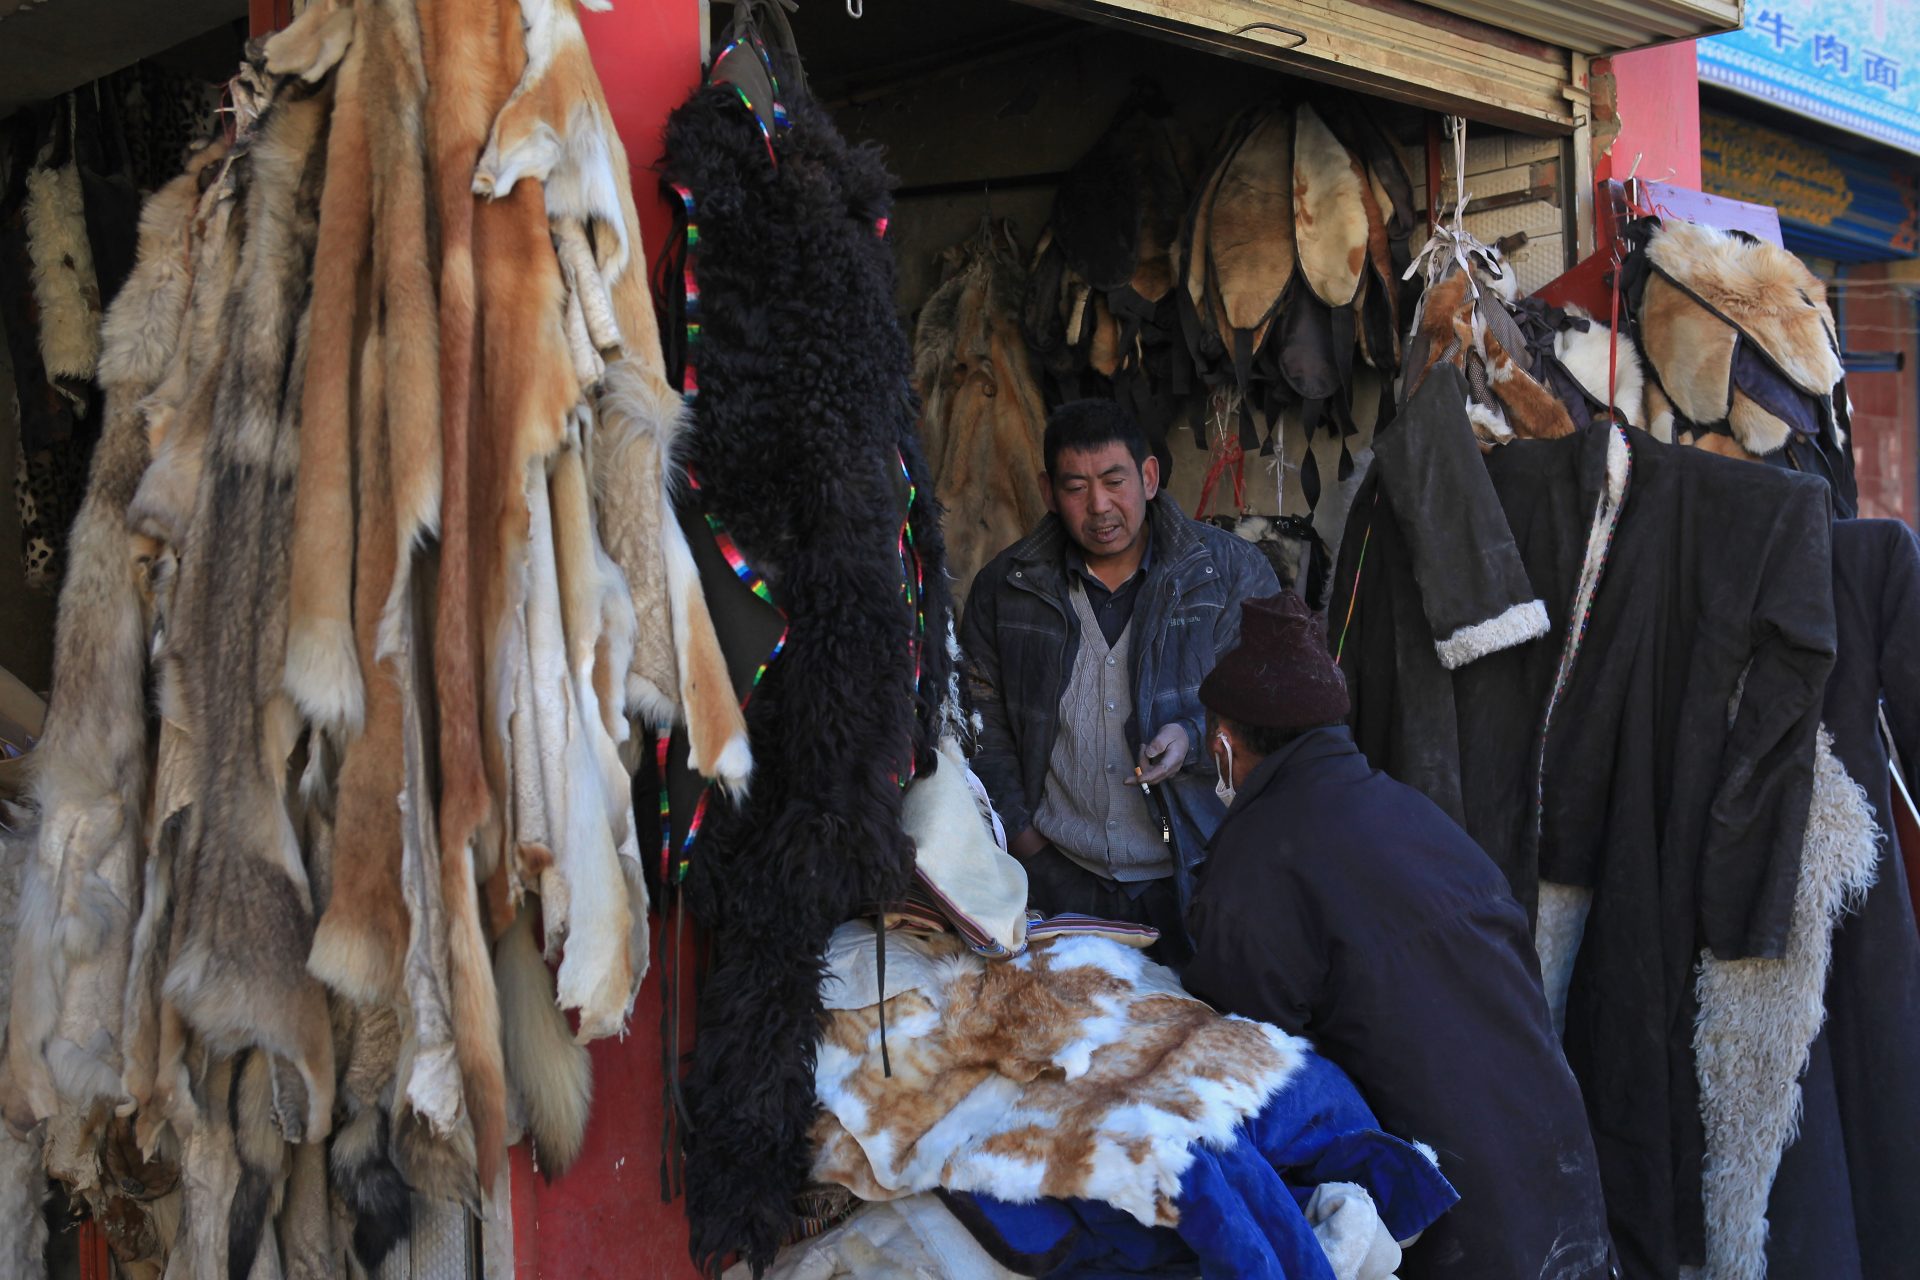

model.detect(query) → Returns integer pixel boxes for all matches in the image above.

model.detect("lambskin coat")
[1184,726,1611,1280]
[1764,519,1920,1279]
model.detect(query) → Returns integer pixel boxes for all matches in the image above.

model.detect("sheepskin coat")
[660,34,956,1273]
[1336,405,1839,1278]
[1764,519,1920,1280]
[1185,726,1611,1280]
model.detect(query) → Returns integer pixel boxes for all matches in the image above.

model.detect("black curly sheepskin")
[660,44,955,1277]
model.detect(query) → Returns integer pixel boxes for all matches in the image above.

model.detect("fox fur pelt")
[0,823,48,1280]
[911,221,1049,603]
[662,45,957,1272]
[162,65,336,1143]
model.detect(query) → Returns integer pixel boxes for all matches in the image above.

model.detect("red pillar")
[1595,41,1703,190]
[513,3,705,1276]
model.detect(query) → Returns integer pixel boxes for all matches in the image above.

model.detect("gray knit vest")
[1032,580,1171,882]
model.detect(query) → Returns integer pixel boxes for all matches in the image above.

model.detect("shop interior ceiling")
[0,0,243,116]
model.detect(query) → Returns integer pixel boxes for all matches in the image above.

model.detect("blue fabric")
[957,1053,1457,1278]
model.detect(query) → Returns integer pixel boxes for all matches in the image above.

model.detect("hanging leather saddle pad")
[1293,103,1367,309]
[1205,105,1295,347]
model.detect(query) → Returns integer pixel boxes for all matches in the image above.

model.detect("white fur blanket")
[811,932,1303,1228]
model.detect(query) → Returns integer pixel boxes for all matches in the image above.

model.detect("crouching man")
[1185,592,1613,1280]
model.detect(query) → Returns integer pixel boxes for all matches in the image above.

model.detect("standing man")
[960,400,1278,955]
[1185,592,1613,1280]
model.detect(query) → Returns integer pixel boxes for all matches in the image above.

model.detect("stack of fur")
[0,0,743,1275]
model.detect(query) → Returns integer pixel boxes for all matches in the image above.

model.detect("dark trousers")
[1022,846,1191,968]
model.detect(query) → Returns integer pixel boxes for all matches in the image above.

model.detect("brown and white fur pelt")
[1640,221,1843,458]
[473,0,750,793]
[1553,304,1647,429]
[811,932,1305,1225]
[281,0,370,742]
[1412,272,1574,446]
[24,158,103,384]
[2,147,219,1129]
[160,69,337,1143]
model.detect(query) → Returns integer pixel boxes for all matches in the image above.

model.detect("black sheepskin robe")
[660,63,955,1276]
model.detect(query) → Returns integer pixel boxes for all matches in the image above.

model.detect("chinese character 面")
[1756,9,1798,50]
[1812,33,1850,73]
[1864,51,1901,91]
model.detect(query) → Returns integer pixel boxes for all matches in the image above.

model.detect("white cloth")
[724,1196,1024,1280]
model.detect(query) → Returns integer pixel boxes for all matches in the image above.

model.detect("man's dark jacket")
[1185,726,1612,1280]
[960,494,1278,906]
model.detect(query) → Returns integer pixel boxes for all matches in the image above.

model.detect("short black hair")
[1044,400,1150,482]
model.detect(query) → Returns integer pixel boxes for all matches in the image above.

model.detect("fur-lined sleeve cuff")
[1434,599,1550,670]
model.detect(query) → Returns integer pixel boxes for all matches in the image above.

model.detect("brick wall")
[1834,264,1920,526]
[1435,129,1571,298]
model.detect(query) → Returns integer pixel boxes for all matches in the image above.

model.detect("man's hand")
[1136,723,1190,785]
[1008,827,1050,861]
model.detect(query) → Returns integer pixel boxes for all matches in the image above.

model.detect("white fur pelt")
[24,161,102,382]
[1533,881,1594,1043]
[811,932,1305,1228]
[1554,306,1646,429]
[0,823,49,1280]
[495,902,591,1174]
[1693,729,1879,1280]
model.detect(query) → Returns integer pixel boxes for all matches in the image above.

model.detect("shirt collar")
[1067,536,1152,593]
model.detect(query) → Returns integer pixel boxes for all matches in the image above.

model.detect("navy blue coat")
[1185,726,1612,1280]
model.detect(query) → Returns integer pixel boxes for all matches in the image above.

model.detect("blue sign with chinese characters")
[1700,1,1920,155]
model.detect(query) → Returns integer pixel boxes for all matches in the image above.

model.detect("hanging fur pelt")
[0,821,48,1280]
[662,26,956,1272]
[162,60,338,1143]
[1,137,224,1129]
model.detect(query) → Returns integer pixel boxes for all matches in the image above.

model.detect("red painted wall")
[1597,41,1703,190]
[516,4,705,1276]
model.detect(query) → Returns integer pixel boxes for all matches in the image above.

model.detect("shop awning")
[1419,0,1743,56]
[1015,0,1583,132]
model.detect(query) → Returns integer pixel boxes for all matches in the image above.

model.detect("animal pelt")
[471,0,751,792]
[662,46,957,1271]
[810,932,1305,1227]
[495,901,591,1174]
[24,160,103,383]
[1552,304,1647,428]
[3,143,221,1128]
[0,823,49,1280]
[1293,103,1367,310]
[1409,270,1573,445]
[911,221,1049,602]
[1694,730,1878,1280]
[329,1106,410,1272]
[420,0,521,1202]
[1645,220,1843,399]
[161,66,337,1143]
